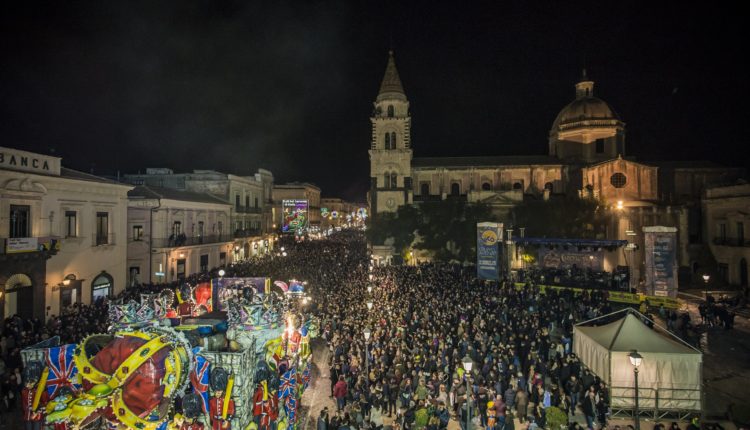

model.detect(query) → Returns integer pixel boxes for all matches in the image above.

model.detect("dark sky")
[2,1,748,201]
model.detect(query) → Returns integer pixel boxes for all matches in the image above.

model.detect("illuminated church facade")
[368,51,744,284]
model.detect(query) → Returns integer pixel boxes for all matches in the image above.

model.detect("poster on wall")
[477,222,503,280]
[643,226,678,298]
[537,248,603,270]
[282,199,309,234]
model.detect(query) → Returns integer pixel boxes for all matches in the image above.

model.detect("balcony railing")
[413,195,443,202]
[92,233,116,247]
[713,237,750,247]
[234,229,261,238]
[234,206,262,214]
[151,234,233,248]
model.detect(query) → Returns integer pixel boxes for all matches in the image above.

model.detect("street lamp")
[702,274,710,300]
[218,269,225,277]
[364,328,371,392]
[366,300,373,311]
[462,355,473,430]
[629,350,643,430]
[367,285,372,294]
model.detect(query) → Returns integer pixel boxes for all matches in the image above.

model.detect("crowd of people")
[0,230,717,430]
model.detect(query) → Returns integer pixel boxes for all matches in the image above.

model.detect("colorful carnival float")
[21,275,316,430]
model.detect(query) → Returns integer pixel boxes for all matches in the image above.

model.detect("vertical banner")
[477,222,502,280]
[643,226,678,298]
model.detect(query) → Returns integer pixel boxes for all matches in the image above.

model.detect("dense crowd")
[0,230,712,430]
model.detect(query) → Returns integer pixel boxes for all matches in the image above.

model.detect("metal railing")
[151,235,233,248]
[609,385,701,420]
[234,229,261,238]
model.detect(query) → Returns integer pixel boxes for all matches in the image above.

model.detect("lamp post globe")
[629,350,643,430]
[462,355,473,430]
[367,301,373,310]
[218,269,225,277]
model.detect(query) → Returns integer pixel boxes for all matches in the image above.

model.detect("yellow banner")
[513,282,680,309]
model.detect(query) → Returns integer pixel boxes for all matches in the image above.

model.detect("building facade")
[124,168,275,260]
[127,185,235,285]
[1,146,131,320]
[703,184,750,288]
[367,53,745,287]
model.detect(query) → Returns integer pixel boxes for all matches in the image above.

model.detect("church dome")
[550,71,621,133]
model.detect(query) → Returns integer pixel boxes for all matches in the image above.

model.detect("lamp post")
[218,269,225,278]
[367,285,372,294]
[462,355,473,430]
[364,328,371,393]
[629,350,643,430]
[367,300,373,311]
[702,274,710,300]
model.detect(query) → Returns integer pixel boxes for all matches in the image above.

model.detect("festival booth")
[573,309,702,420]
[21,276,316,430]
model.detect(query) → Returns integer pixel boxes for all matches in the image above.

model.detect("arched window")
[391,132,397,149]
[451,182,460,196]
[421,183,430,195]
[384,133,391,149]
[481,182,491,191]
[513,182,523,191]
[544,182,554,192]
[91,272,113,302]
[387,105,394,118]
[383,173,390,188]
[390,173,398,188]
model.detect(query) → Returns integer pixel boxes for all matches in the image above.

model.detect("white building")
[127,185,234,284]
[0,146,131,320]
[124,168,276,260]
[703,183,750,288]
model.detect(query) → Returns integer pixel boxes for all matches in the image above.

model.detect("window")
[481,182,492,191]
[390,173,398,188]
[451,182,460,196]
[384,173,390,188]
[391,132,397,148]
[9,205,30,238]
[738,222,745,245]
[132,225,143,241]
[220,252,227,266]
[387,105,394,117]
[218,221,223,236]
[384,133,391,150]
[512,182,523,191]
[235,194,240,210]
[595,138,605,153]
[176,259,186,279]
[544,182,554,192]
[198,221,204,238]
[610,173,627,188]
[96,212,109,245]
[129,266,140,287]
[172,221,182,236]
[200,254,209,272]
[404,177,412,189]
[91,272,113,302]
[421,183,430,195]
[254,197,259,208]
[719,223,727,241]
[245,196,250,208]
[65,211,77,237]
[718,263,729,283]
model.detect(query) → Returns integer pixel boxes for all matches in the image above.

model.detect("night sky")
[2,1,748,200]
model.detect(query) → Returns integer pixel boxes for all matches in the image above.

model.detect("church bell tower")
[369,51,413,216]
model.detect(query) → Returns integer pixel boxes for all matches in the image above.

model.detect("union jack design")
[278,367,296,400]
[45,344,80,398]
[285,394,297,424]
[301,360,311,391]
[190,350,210,412]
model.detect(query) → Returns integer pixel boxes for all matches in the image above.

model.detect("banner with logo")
[644,227,678,298]
[537,247,603,270]
[477,222,502,280]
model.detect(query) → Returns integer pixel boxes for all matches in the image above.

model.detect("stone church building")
[368,51,744,284]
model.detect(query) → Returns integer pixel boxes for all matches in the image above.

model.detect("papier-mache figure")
[208,367,235,430]
[181,393,206,430]
[21,362,47,430]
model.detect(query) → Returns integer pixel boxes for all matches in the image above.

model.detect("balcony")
[234,229,261,238]
[151,234,233,248]
[234,206,262,214]
[713,237,750,247]
[413,195,443,202]
[92,233,116,247]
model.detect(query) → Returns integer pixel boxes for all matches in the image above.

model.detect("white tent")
[573,310,702,413]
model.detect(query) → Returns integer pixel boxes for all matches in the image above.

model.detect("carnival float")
[21,275,316,430]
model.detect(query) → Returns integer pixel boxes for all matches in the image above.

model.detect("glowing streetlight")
[366,301,373,310]
[616,200,624,210]
[702,274,710,300]
[629,350,643,430]
[218,269,225,277]
[367,285,372,294]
